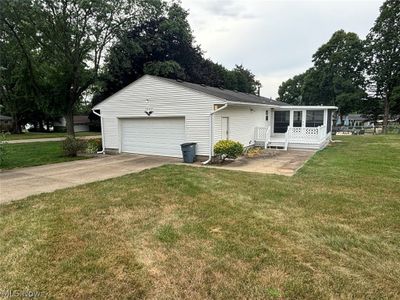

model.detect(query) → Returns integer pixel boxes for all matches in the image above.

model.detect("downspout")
[91,109,105,154]
[202,103,228,165]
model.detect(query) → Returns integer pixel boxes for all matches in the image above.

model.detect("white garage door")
[121,118,185,157]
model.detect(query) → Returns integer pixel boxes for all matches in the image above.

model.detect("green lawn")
[0,141,87,169]
[6,131,100,140]
[0,135,399,299]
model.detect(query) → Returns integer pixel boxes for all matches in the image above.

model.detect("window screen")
[274,111,290,133]
[306,110,323,127]
[293,111,302,127]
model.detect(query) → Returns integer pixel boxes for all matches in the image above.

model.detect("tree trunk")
[39,120,44,132]
[382,93,389,134]
[65,110,75,137]
[12,114,21,134]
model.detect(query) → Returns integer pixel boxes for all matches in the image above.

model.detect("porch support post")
[270,108,274,133]
[267,109,272,127]
[302,109,307,127]
[289,110,294,127]
[323,109,328,127]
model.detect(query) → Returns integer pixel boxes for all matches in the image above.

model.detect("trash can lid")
[181,142,197,146]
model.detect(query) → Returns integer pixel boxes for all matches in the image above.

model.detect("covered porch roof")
[273,105,338,110]
[219,101,337,110]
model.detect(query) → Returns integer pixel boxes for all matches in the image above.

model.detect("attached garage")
[120,117,185,157]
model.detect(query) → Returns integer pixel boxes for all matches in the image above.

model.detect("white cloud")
[180,0,383,97]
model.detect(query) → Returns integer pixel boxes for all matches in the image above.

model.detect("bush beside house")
[62,137,102,157]
[214,140,244,162]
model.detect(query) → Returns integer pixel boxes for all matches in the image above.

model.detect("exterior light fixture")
[144,99,153,116]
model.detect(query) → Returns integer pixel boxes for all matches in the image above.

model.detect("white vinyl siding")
[102,117,118,149]
[214,106,266,146]
[120,118,185,157]
[96,75,224,156]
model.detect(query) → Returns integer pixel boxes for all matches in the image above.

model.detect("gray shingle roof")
[157,76,289,106]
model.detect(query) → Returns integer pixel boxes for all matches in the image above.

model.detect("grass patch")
[0,141,87,169]
[155,224,180,245]
[6,131,100,140]
[0,135,399,298]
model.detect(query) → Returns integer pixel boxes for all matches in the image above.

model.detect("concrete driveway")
[0,154,179,204]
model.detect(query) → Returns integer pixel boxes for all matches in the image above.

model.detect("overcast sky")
[179,0,384,98]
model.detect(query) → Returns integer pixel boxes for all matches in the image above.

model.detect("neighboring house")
[93,75,337,158]
[54,115,90,132]
[0,114,13,132]
[344,114,373,127]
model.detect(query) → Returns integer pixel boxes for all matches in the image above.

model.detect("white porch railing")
[254,125,327,149]
[254,126,271,148]
[286,125,326,143]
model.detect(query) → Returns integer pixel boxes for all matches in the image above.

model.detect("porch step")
[268,141,285,147]
[265,141,286,150]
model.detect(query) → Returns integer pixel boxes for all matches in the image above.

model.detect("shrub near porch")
[0,135,399,299]
[214,140,244,159]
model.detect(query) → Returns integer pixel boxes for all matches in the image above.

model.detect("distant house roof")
[73,115,90,124]
[0,114,12,121]
[347,114,369,121]
[156,76,289,106]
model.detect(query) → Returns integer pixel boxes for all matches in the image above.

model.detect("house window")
[265,111,268,121]
[293,111,302,127]
[306,110,324,127]
[274,111,289,133]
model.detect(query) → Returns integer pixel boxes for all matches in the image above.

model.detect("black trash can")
[181,143,197,163]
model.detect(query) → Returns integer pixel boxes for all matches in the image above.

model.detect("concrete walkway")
[0,154,179,204]
[8,135,101,144]
[200,150,316,176]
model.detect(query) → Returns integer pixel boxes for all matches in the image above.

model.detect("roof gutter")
[225,101,281,108]
[202,103,228,165]
[91,109,105,154]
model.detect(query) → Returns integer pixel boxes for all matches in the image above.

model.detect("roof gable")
[94,74,289,109]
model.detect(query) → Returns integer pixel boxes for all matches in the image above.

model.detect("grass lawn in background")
[6,131,100,140]
[0,141,88,169]
[0,135,399,298]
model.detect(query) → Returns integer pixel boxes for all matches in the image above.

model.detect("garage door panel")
[121,118,185,157]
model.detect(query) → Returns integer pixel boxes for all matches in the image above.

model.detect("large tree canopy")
[1,0,161,135]
[93,2,261,105]
[278,30,366,115]
[365,0,400,130]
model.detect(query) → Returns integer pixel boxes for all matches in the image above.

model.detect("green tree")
[390,85,400,114]
[279,30,366,116]
[144,60,185,78]
[229,65,261,94]
[94,2,262,106]
[312,30,366,114]
[93,2,201,104]
[1,0,157,136]
[365,0,400,132]
[278,73,306,104]
[0,30,38,133]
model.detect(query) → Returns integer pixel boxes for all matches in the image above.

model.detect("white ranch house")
[93,75,337,159]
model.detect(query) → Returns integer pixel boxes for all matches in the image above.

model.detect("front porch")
[254,106,336,150]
